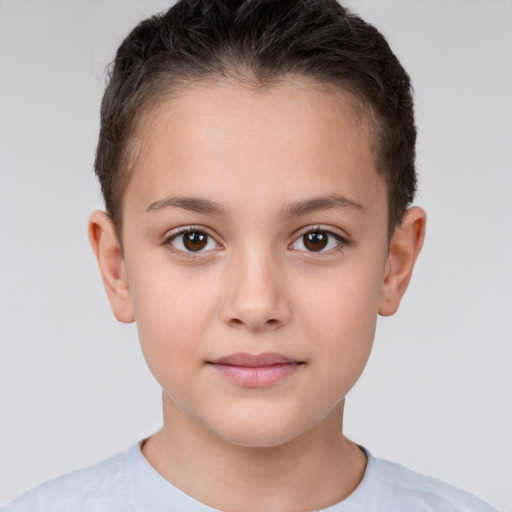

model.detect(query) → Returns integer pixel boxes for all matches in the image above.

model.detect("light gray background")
[0,0,510,510]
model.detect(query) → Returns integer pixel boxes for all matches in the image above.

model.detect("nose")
[219,245,291,332]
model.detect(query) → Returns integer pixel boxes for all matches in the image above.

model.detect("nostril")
[227,317,282,331]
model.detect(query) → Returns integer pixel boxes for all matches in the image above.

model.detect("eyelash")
[164,226,221,259]
[289,225,349,255]
[163,225,349,258]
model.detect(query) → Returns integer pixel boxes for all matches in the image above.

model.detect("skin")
[89,79,426,511]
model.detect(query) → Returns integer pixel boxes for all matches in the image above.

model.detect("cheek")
[299,259,382,331]
[297,261,383,381]
[129,268,220,383]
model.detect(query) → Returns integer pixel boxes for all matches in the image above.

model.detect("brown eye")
[169,229,217,253]
[184,231,207,251]
[291,228,345,253]
[303,231,328,251]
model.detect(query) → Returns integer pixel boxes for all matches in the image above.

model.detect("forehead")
[145,79,372,160]
[124,79,386,221]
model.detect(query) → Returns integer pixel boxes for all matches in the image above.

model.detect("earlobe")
[378,207,426,316]
[88,211,135,323]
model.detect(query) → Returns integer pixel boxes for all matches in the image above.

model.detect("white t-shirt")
[1,440,497,512]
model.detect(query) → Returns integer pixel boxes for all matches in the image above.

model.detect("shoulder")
[1,448,131,512]
[336,449,498,512]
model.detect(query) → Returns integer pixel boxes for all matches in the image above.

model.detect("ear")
[88,211,135,323]
[378,207,426,316]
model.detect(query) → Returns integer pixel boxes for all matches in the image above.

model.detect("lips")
[208,352,304,387]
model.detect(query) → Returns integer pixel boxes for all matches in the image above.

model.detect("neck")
[141,392,366,512]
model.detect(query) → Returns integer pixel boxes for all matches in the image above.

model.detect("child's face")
[91,79,423,447]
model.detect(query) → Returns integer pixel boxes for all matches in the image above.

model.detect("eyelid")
[163,225,224,257]
[161,224,350,257]
[292,224,350,242]
[289,225,350,253]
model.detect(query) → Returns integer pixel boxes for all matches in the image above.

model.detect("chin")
[221,431,299,448]
[210,414,309,449]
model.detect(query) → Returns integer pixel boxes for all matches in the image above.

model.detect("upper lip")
[209,352,302,367]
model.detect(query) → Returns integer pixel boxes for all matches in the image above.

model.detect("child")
[1,0,499,510]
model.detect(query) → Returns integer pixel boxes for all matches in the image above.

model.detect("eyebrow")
[146,196,228,216]
[146,193,365,217]
[281,194,365,217]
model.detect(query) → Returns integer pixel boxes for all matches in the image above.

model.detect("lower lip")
[209,362,302,387]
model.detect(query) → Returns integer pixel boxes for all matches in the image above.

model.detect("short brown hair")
[95,0,417,239]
